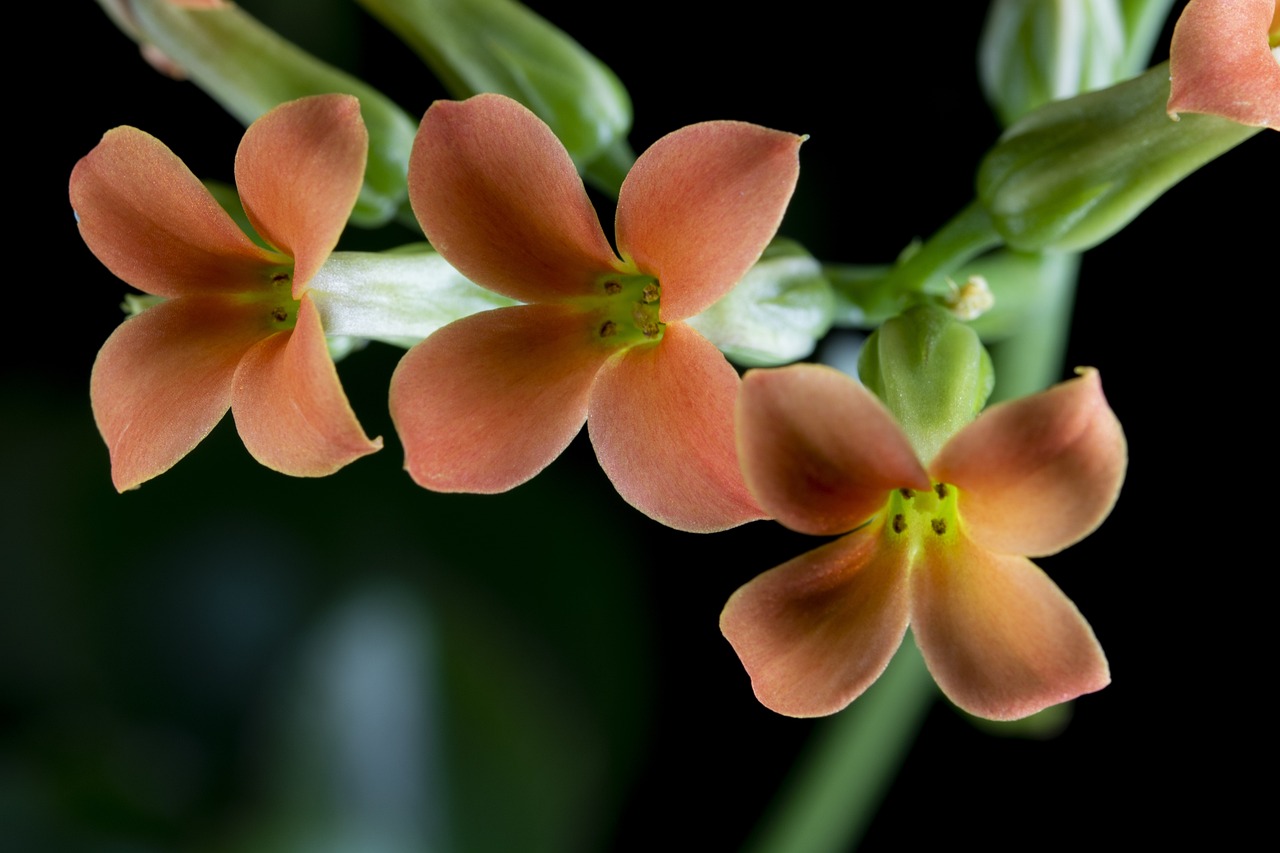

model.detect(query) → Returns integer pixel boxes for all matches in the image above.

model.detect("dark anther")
[892,514,907,534]
[931,518,947,535]
[604,281,622,295]
[271,307,288,322]
[642,283,660,304]
[934,483,949,499]
[899,488,915,499]
[599,320,618,337]
[642,323,661,338]
[271,273,290,285]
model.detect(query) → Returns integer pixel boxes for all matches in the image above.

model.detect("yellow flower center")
[885,482,960,557]
[587,273,665,346]
[243,265,302,332]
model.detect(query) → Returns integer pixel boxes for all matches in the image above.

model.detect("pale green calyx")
[858,305,995,465]
[307,244,515,350]
[685,238,835,367]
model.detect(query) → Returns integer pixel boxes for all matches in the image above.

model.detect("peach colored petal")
[910,535,1109,721]
[408,94,622,304]
[615,121,803,321]
[720,523,911,718]
[390,303,614,492]
[930,369,1126,558]
[1168,0,1280,129]
[736,364,931,537]
[70,126,280,298]
[236,95,369,294]
[588,323,765,533]
[231,295,382,477]
[90,296,274,492]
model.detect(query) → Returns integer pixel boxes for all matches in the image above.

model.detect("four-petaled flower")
[72,94,381,492]
[1167,0,1280,129]
[390,93,803,532]
[721,364,1126,720]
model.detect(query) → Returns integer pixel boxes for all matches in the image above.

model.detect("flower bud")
[99,0,418,227]
[355,0,632,172]
[976,61,1259,252]
[858,305,994,464]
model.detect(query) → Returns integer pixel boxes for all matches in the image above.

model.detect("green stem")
[742,642,935,853]
[863,201,1002,317]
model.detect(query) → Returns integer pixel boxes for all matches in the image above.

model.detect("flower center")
[885,482,960,555]
[247,266,302,332]
[590,273,664,346]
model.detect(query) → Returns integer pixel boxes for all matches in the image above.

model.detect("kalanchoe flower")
[1167,0,1280,129]
[72,94,382,492]
[721,364,1126,720]
[390,93,802,533]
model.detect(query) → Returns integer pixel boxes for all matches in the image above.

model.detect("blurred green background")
[7,2,1272,850]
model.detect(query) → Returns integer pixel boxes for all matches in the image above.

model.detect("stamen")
[271,307,289,322]
[931,518,947,535]
[641,283,660,304]
[899,488,915,498]
[604,280,622,295]
[934,483,949,499]
[599,320,617,337]
[271,273,290,285]
[892,514,907,533]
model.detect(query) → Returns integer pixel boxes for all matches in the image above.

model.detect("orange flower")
[1168,0,1280,129]
[72,94,381,491]
[390,94,802,532]
[721,364,1126,720]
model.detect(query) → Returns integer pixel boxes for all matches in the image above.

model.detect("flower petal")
[737,364,931,537]
[615,121,803,321]
[236,94,368,294]
[1167,0,1280,130]
[720,524,911,718]
[91,296,273,492]
[910,535,1109,721]
[390,303,613,492]
[408,94,622,303]
[70,126,279,298]
[930,369,1126,557]
[588,323,765,533]
[231,295,382,477]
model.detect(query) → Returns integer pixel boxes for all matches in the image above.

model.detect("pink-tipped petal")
[91,296,274,491]
[720,524,911,718]
[1168,0,1280,129]
[236,95,368,293]
[390,303,613,492]
[737,364,931,537]
[615,121,803,320]
[588,323,765,533]
[71,126,279,298]
[231,295,381,477]
[910,536,1109,721]
[931,369,1126,558]
[408,94,622,303]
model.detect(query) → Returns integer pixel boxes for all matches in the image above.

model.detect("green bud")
[980,0,1127,126]
[100,0,418,227]
[354,0,632,173]
[977,60,1260,252]
[858,305,994,464]
[685,238,835,368]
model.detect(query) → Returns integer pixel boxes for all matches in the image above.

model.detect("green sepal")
[354,0,632,180]
[103,0,418,227]
[858,305,994,464]
[977,60,1260,252]
[685,238,835,367]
